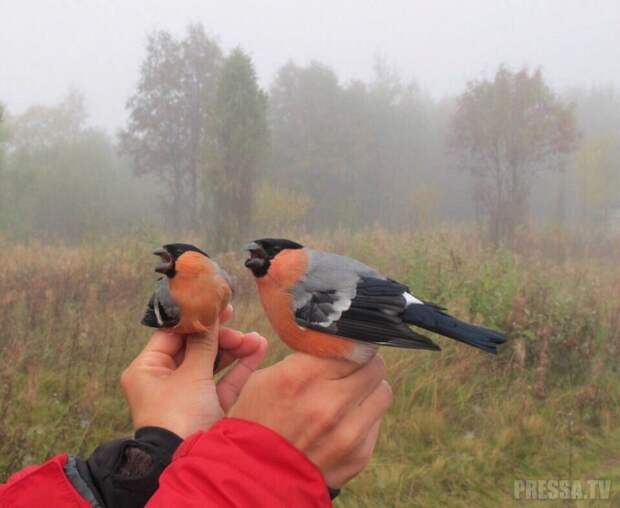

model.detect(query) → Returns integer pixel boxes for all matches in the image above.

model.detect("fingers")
[356,380,392,429]
[333,355,386,405]
[217,333,268,412]
[220,304,233,324]
[142,331,185,356]
[341,380,392,439]
[178,304,233,376]
[215,328,266,369]
[359,418,383,461]
[212,327,244,372]
[136,331,185,369]
[282,352,363,380]
[181,323,220,375]
[327,418,384,489]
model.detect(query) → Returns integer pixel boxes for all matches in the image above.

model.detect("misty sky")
[1,0,619,133]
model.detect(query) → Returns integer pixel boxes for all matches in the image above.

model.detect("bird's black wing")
[142,278,180,329]
[294,275,440,351]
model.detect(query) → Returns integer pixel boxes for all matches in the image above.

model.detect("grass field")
[0,228,618,506]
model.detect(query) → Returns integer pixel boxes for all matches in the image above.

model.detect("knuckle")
[287,352,320,376]
[318,407,341,432]
[308,407,325,427]
[119,368,133,390]
[369,354,386,379]
[336,426,362,453]
[350,441,374,469]
[380,380,394,405]
[275,369,305,398]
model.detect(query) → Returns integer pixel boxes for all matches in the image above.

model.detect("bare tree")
[450,67,578,246]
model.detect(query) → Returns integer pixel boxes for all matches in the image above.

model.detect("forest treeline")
[0,23,619,248]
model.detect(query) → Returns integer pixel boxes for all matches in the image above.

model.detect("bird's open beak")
[244,242,266,270]
[153,247,173,275]
[244,242,261,252]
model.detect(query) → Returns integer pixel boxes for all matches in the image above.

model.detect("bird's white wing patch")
[404,292,423,305]
[153,300,164,326]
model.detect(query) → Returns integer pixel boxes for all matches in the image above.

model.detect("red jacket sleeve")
[0,454,91,508]
[147,418,332,508]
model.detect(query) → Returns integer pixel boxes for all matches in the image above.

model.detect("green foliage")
[571,88,620,229]
[1,92,157,241]
[207,47,268,250]
[253,181,313,232]
[0,103,9,226]
[576,136,620,223]
[268,59,446,230]
[0,103,8,169]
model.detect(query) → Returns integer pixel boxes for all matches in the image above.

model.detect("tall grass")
[0,228,618,506]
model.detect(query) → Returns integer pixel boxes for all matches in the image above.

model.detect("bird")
[244,238,506,364]
[142,243,233,335]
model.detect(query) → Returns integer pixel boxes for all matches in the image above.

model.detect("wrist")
[134,426,183,456]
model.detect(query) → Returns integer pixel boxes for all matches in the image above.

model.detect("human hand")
[121,305,268,438]
[229,353,392,488]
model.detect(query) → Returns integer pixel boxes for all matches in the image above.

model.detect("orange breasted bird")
[244,238,506,364]
[142,243,233,334]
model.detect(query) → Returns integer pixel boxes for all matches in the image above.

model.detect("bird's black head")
[153,243,209,277]
[244,238,303,277]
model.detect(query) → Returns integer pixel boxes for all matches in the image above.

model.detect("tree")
[0,103,9,174]
[2,91,91,238]
[269,61,348,226]
[2,92,156,241]
[8,90,86,157]
[575,136,620,225]
[268,59,442,230]
[0,103,7,167]
[570,87,620,225]
[0,103,9,227]
[207,48,268,250]
[353,58,440,228]
[450,67,578,245]
[120,24,222,230]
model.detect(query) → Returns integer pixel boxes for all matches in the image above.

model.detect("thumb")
[181,321,220,377]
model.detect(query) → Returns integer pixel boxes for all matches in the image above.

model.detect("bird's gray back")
[290,248,383,311]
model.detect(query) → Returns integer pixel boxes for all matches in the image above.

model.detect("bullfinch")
[142,243,233,334]
[244,238,506,364]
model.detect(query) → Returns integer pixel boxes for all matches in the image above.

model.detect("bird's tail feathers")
[403,303,506,354]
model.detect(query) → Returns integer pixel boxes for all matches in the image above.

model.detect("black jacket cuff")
[72,426,182,508]
[328,486,341,500]
[134,426,183,457]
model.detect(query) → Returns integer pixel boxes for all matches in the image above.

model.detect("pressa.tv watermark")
[514,479,612,501]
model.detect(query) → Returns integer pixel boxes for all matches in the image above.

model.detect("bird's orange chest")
[169,252,230,333]
[256,249,356,359]
[256,250,307,338]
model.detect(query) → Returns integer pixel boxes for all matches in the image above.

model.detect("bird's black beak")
[244,242,267,272]
[153,247,174,275]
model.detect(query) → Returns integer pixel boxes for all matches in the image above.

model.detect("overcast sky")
[1,0,619,133]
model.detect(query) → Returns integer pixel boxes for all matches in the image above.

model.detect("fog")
[2,0,619,132]
[2,3,620,500]
[1,1,619,251]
